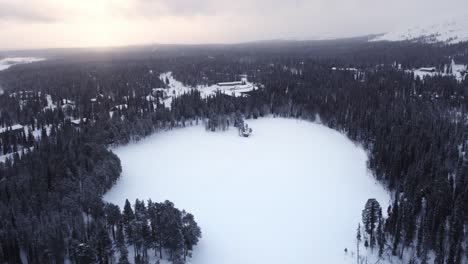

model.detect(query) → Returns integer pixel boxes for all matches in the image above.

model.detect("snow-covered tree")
[362,199,381,249]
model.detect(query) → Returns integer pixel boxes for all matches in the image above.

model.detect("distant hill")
[372,14,468,44]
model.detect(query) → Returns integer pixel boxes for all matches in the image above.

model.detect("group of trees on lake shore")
[0,121,200,264]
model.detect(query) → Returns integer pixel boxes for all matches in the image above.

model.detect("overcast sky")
[0,0,467,50]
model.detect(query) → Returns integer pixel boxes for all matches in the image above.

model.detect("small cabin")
[18,91,36,100]
[110,104,128,111]
[152,88,168,98]
[218,81,245,87]
[419,67,437,73]
[0,124,24,135]
[70,118,87,127]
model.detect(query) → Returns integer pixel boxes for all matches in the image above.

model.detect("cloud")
[0,0,467,50]
[0,1,55,22]
[125,0,217,18]
[128,0,309,18]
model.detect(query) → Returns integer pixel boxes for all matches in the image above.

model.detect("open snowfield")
[104,118,390,264]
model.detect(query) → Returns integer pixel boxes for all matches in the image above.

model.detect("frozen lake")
[104,118,390,264]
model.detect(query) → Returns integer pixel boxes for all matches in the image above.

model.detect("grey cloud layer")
[0,0,467,49]
[0,1,54,22]
[130,0,309,17]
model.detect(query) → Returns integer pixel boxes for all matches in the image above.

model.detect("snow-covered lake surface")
[104,118,390,264]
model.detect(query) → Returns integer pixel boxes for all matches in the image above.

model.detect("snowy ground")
[0,57,45,71]
[0,125,50,163]
[407,60,467,82]
[155,72,257,108]
[104,118,390,264]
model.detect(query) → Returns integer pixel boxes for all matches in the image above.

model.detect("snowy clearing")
[155,72,257,108]
[104,118,390,264]
[0,57,45,71]
[407,60,467,82]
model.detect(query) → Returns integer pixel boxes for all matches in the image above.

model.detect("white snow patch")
[43,94,57,110]
[451,59,467,82]
[104,118,390,264]
[0,147,33,164]
[0,57,45,71]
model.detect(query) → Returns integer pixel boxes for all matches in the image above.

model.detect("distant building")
[0,124,24,135]
[70,118,87,127]
[110,104,128,111]
[419,67,437,73]
[217,81,245,86]
[10,91,36,100]
[152,88,168,98]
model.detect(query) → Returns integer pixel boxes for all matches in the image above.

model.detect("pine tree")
[356,223,361,264]
[362,199,381,249]
[181,211,202,260]
[105,203,121,240]
[71,243,96,264]
[434,224,445,264]
[123,199,135,241]
[416,215,425,258]
[377,208,384,257]
[447,196,464,264]
[116,222,126,250]
[123,199,134,223]
[118,246,131,264]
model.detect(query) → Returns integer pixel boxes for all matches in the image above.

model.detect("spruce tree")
[362,199,381,249]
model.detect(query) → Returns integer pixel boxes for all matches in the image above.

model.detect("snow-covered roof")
[111,104,128,111]
[419,67,436,72]
[0,124,24,134]
[70,118,87,125]
[332,67,358,71]
[145,95,157,101]
[218,81,244,86]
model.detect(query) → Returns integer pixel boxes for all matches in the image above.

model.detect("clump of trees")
[0,121,201,264]
[74,199,201,264]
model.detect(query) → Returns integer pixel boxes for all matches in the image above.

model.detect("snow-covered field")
[104,118,390,264]
[0,57,45,71]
